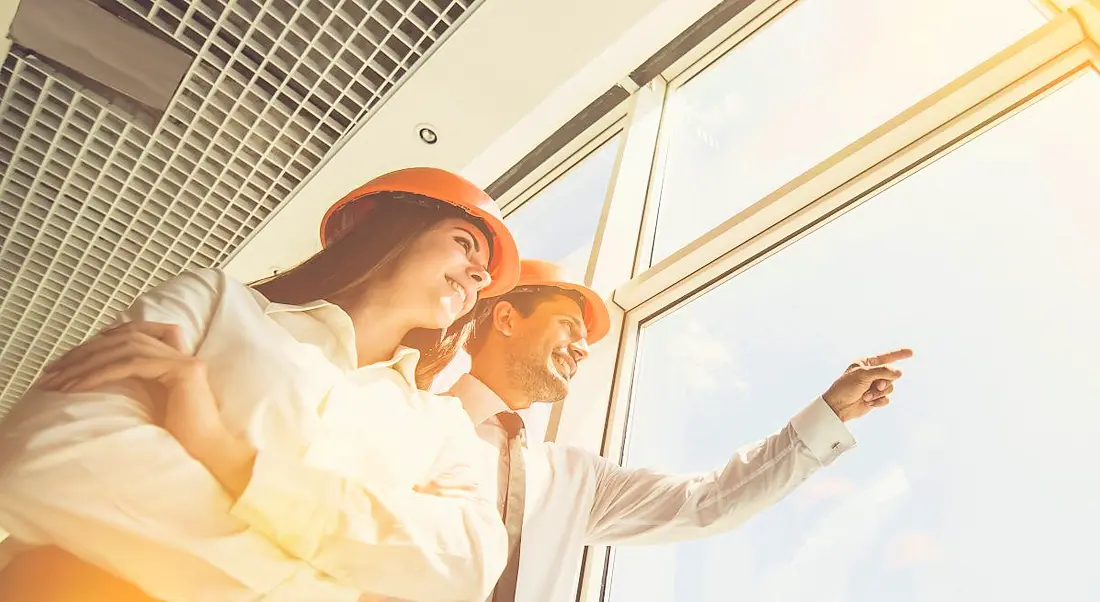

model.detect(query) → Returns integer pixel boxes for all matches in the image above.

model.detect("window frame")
[629,0,803,278]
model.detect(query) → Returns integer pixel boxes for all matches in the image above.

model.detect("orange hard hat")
[319,167,520,297]
[515,259,611,344]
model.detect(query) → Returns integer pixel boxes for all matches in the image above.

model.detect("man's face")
[505,294,590,403]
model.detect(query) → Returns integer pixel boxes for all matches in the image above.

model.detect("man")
[453,259,911,602]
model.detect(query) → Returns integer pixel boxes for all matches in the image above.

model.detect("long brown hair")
[253,192,490,389]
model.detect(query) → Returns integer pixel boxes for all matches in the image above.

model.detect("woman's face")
[385,216,493,330]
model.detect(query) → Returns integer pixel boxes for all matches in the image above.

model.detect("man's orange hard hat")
[515,259,611,344]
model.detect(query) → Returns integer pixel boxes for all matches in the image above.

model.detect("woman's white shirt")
[0,268,506,602]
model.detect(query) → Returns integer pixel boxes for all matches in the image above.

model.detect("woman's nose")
[468,264,491,290]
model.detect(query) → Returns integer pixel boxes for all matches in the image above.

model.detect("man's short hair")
[466,286,585,357]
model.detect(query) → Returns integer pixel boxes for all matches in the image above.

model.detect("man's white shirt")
[447,373,857,602]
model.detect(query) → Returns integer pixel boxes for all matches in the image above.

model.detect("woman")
[0,168,519,601]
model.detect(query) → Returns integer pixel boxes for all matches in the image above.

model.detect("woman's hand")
[37,322,257,497]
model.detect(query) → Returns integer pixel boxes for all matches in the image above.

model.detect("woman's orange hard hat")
[320,167,520,297]
[516,259,611,344]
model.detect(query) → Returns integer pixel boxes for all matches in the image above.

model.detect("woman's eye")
[455,236,472,252]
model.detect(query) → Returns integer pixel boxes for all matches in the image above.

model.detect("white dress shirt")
[0,268,507,602]
[446,373,857,602]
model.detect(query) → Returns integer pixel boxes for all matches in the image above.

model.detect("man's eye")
[455,236,472,252]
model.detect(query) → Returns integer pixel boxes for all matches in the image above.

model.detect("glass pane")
[505,135,621,283]
[610,71,1100,602]
[649,0,1045,265]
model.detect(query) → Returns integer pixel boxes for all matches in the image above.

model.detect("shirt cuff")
[789,397,856,466]
[230,451,332,554]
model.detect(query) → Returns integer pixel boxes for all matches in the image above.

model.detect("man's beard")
[505,347,569,403]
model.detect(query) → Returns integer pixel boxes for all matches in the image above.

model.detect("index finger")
[864,348,914,366]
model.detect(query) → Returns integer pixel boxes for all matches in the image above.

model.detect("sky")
[604,5,1100,598]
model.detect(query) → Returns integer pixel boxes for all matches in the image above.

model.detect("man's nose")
[569,337,589,362]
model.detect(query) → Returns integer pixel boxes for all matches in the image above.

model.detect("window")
[504,135,621,283]
[608,71,1100,601]
[648,0,1046,265]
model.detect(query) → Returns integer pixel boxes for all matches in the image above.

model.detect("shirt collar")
[376,346,421,388]
[449,373,511,426]
[248,287,332,315]
[249,287,419,386]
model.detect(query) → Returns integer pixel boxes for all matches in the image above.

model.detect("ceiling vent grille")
[0,0,479,414]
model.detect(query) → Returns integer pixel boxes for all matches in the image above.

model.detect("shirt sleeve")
[0,269,361,602]
[584,397,856,546]
[230,415,509,602]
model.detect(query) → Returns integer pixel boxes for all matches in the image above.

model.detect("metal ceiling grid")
[0,0,480,413]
